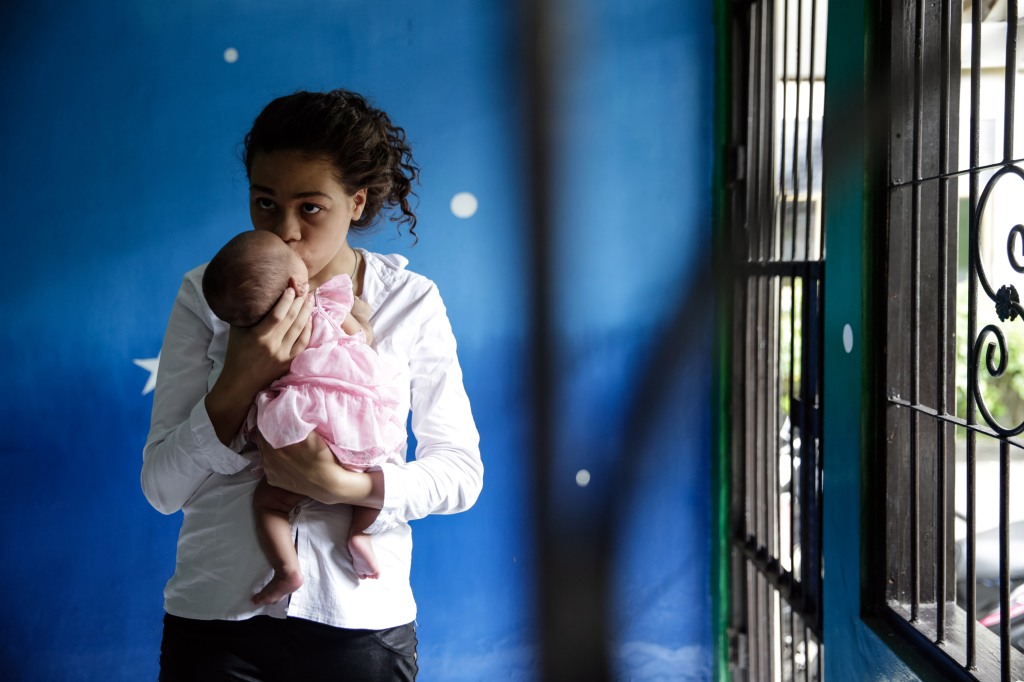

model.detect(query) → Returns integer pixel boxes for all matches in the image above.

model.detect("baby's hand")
[350,298,375,345]
[350,298,371,325]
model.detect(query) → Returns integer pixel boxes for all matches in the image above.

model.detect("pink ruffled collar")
[313,273,354,320]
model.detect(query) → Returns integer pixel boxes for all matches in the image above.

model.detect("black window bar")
[878,1,1024,680]
[728,0,826,679]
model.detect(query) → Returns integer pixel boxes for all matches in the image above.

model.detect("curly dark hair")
[243,89,419,239]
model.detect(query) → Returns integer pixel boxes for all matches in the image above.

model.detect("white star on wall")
[133,354,160,395]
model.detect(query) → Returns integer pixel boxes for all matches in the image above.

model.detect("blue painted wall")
[0,1,714,679]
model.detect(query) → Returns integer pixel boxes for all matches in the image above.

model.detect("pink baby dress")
[252,274,406,470]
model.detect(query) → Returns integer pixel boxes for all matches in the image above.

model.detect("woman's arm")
[141,271,313,514]
[206,286,313,443]
[141,274,250,514]
[257,431,384,507]
[366,283,483,533]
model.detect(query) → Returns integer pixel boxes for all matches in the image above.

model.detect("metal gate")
[726,0,827,678]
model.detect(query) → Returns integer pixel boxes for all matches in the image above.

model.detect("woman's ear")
[352,188,368,220]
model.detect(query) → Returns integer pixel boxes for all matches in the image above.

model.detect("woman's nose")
[274,212,302,242]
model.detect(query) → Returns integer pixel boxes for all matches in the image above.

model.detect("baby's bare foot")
[252,569,303,605]
[349,533,380,579]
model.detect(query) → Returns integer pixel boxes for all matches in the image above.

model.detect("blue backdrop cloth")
[0,0,713,679]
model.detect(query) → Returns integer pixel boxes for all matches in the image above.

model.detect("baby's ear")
[287,276,309,297]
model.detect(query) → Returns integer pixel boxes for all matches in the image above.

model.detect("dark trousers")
[159,613,418,682]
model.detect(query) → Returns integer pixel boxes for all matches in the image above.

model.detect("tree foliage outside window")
[955,284,1024,427]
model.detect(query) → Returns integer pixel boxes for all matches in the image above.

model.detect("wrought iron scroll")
[971,166,1024,437]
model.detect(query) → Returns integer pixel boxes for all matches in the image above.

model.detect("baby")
[202,230,406,605]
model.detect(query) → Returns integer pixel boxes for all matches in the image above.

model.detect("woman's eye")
[301,203,323,215]
[254,197,275,210]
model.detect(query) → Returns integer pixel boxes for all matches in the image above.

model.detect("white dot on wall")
[450,192,478,219]
[843,324,854,354]
[223,47,239,64]
[575,469,591,487]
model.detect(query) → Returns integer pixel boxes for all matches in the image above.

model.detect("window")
[877,1,1024,678]
[727,0,827,678]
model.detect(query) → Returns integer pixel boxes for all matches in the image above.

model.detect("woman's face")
[249,150,367,287]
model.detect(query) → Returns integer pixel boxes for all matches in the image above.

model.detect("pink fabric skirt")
[251,273,406,469]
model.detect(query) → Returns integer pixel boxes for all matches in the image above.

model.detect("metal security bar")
[880,1,1024,680]
[728,0,827,679]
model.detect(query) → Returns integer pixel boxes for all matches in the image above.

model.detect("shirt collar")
[356,248,409,311]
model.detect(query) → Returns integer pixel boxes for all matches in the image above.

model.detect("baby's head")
[202,231,308,327]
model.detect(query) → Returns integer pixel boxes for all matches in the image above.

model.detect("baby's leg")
[252,479,307,605]
[348,505,382,580]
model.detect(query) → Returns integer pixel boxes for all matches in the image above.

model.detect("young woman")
[141,89,483,681]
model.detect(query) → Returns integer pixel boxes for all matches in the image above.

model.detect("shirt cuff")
[363,462,407,534]
[189,399,254,476]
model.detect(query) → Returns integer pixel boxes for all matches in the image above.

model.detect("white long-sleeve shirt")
[141,249,483,629]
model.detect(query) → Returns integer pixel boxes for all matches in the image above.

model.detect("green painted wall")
[711,0,732,678]
[821,0,922,679]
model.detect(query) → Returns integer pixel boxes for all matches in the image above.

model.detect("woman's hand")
[257,431,384,508]
[223,286,313,391]
[206,287,314,445]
